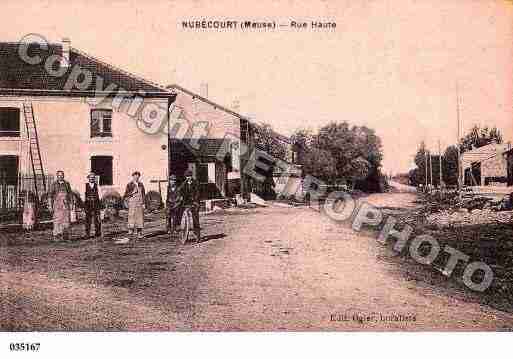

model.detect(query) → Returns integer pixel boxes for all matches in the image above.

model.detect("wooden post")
[150,179,168,198]
[425,150,428,190]
[429,150,433,188]
[168,96,172,179]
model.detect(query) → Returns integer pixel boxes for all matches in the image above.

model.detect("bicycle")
[178,205,195,245]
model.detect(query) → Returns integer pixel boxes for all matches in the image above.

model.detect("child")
[22,191,36,231]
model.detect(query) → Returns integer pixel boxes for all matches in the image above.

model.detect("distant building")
[461,142,513,186]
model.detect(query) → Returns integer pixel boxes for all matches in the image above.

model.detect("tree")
[460,125,503,153]
[442,145,459,186]
[291,128,313,165]
[290,122,384,191]
[413,141,429,186]
[343,156,371,184]
[411,142,445,187]
[252,123,288,199]
[254,123,287,160]
[301,147,337,183]
[314,122,383,185]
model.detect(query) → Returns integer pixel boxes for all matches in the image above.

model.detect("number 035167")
[9,343,40,351]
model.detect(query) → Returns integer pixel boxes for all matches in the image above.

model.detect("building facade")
[166,84,251,200]
[0,39,175,209]
[0,39,297,211]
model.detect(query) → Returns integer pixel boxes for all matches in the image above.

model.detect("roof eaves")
[166,84,292,144]
[167,84,249,120]
[0,88,175,98]
[72,46,170,93]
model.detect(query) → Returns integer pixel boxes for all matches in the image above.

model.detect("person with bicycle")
[180,169,201,241]
[166,174,182,235]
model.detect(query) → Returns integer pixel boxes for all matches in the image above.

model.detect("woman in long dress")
[22,190,36,231]
[49,170,73,241]
[123,171,146,239]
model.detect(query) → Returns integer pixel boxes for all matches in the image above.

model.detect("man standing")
[123,171,146,239]
[180,169,201,241]
[166,174,182,234]
[84,172,102,239]
[49,170,73,241]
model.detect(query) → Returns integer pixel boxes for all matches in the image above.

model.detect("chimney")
[61,37,71,68]
[200,82,208,99]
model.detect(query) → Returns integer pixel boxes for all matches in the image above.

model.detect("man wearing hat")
[166,174,182,234]
[180,169,201,240]
[84,172,102,238]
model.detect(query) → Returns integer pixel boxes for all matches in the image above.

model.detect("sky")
[2,0,512,174]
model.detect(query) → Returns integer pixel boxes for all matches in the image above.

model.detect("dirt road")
[1,192,513,330]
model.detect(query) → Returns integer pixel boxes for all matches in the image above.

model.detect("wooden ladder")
[22,102,46,198]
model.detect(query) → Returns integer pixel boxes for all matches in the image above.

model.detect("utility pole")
[456,82,462,194]
[438,139,443,187]
[425,150,428,189]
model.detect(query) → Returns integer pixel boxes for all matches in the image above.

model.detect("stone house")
[0,38,176,209]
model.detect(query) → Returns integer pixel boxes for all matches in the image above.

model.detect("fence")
[0,174,54,213]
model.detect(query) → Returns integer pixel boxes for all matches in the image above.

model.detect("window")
[0,155,19,183]
[91,109,112,138]
[0,108,20,137]
[91,156,113,185]
[197,163,209,184]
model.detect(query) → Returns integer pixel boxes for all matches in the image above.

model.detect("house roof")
[169,138,231,162]
[461,142,512,169]
[167,84,293,146]
[167,84,248,120]
[0,42,172,97]
[253,124,292,145]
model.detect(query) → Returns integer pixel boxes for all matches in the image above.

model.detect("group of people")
[47,169,201,242]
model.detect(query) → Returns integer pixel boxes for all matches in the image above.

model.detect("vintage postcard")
[0,0,512,353]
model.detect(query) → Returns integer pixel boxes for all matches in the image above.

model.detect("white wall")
[0,95,169,199]
[172,89,242,179]
[172,89,241,139]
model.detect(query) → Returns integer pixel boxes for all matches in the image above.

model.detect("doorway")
[91,156,113,186]
[0,155,19,210]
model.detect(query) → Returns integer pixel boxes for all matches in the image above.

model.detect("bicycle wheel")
[187,210,195,241]
[179,208,191,244]
[168,214,175,241]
